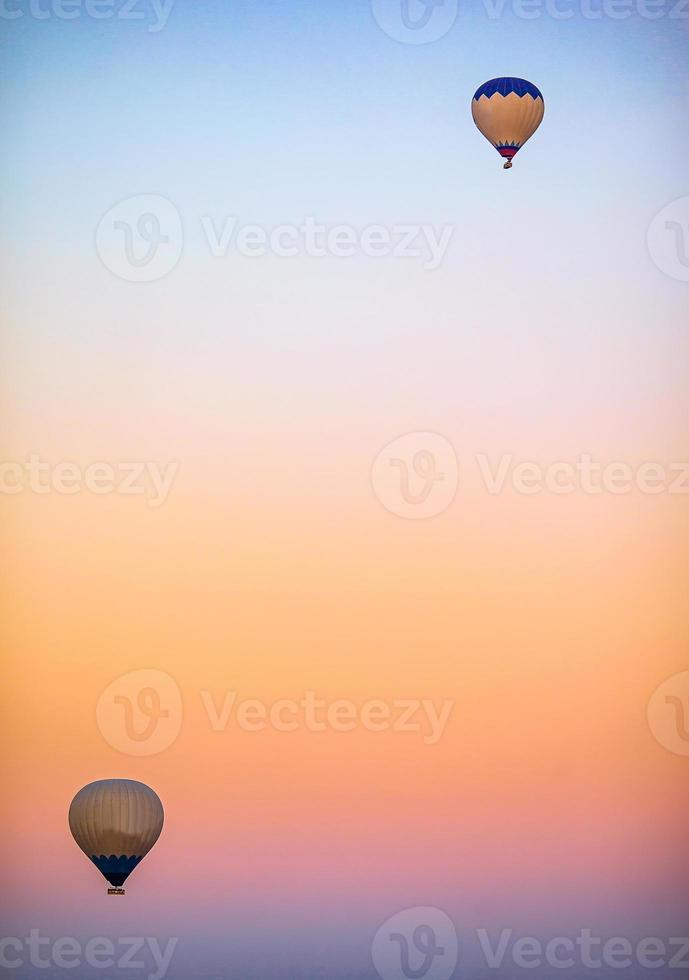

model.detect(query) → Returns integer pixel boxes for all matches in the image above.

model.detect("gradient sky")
[1,1,688,978]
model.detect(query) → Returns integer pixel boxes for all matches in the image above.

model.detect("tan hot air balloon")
[69,779,164,895]
[472,77,545,169]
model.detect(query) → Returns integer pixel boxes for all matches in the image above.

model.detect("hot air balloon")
[69,779,164,895]
[472,77,544,169]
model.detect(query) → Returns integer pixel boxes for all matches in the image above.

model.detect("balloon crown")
[473,77,543,102]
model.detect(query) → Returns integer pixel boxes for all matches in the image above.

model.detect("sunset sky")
[2,1,688,977]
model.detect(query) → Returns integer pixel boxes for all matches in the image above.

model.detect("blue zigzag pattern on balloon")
[90,854,143,886]
[473,77,543,101]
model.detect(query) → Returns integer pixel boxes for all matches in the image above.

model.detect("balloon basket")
[107,888,125,896]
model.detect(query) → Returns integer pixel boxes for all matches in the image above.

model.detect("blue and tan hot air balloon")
[69,779,164,895]
[472,77,545,169]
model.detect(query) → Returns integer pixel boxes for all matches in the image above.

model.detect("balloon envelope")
[69,779,164,890]
[472,77,544,168]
